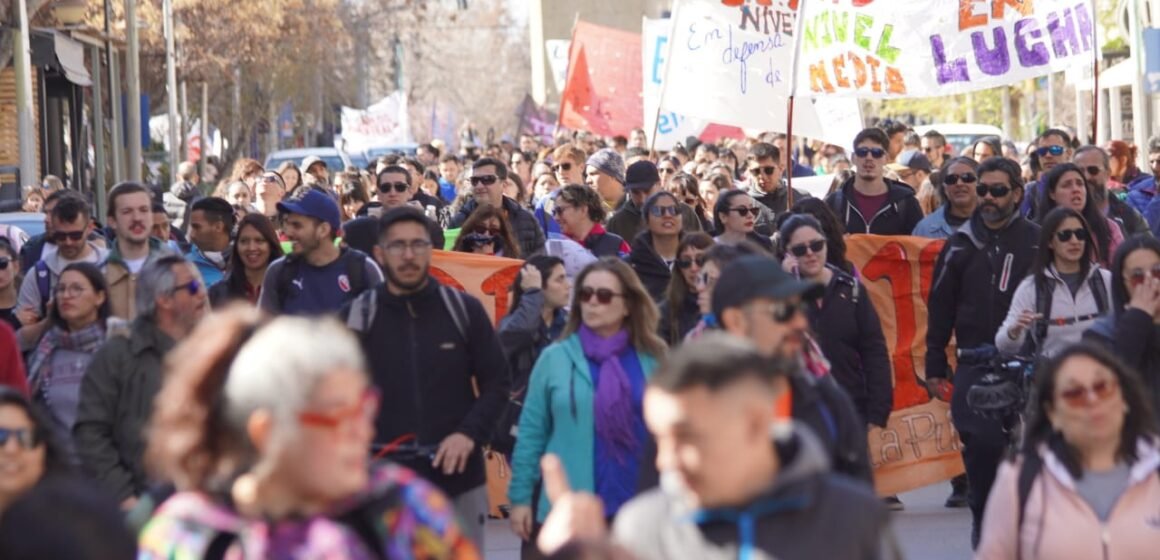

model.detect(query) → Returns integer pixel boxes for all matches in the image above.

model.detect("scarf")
[27,322,106,392]
[577,324,637,461]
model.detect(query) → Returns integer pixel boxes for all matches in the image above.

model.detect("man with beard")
[1074,145,1150,236]
[17,196,108,325]
[341,206,511,548]
[926,156,1039,548]
[259,189,382,315]
[824,128,924,235]
[103,182,174,319]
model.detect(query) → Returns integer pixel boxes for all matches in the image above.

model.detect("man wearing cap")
[607,160,702,242]
[301,156,330,188]
[886,149,933,193]
[712,255,873,485]
[585,148,627,211]
[449,157,545,256]
[259,189,382,315]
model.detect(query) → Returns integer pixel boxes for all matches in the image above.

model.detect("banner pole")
[1089,0,1098,144]
[649,2,684,155]
[783,0,809,209]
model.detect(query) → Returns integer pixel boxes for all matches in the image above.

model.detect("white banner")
[795,0,1098,98]
[340,92,413,153]
[546,39,570,94]
[643,17,707,151]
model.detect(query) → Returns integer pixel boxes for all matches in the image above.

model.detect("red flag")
[558,21,643,137]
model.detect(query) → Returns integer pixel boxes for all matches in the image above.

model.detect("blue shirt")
[259,253,384,316]
[587,351,647,516]
[438,178,457,204]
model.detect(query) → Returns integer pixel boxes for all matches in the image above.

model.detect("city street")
[482,482,975,559]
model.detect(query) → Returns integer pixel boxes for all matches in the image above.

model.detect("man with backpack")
[340,207,511,549]
[258,189,382,315]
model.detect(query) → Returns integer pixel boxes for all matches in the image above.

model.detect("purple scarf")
[578,324,637,461]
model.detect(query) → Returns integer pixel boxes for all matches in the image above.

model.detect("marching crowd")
[0,121,1159,559]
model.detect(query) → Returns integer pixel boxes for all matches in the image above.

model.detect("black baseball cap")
[625,160,661,191]
[712,255,824,319]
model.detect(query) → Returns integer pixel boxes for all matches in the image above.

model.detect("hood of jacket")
[1042,436,1160,491]
[629,232,674,274]
[956,209,1025,250]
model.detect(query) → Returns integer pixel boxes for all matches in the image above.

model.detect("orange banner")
[431,250,523,325]
[846,235,964,496]
[559,21,644,137]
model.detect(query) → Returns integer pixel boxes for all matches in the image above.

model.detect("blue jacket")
[508,334,658,522]
[185,245,226,286]
[1125,174,1157,216]
[911,206,961,239]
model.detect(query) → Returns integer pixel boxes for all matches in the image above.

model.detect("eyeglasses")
[0,427,39,450]
[1082,166,1104,177]
[171,279,202,296]
[52,230,85,243]
[976,183,1012,198]
[1129,264,1160,286]
[1058,378,1118,408]
[1055,228,1088,243]
[758,300,809,324]
[676,255,707,270]
[53,283,90,297]
[854,147,887,159]
[1037,145,1066,157]
[579,286,623,305]
[649,205,680,218]
[473,225,502,236]
[943,173,977,186]
[378,182,409,193]
[922,146,943,154]
[260,174,281,184]
[0,257,9,270]
[382,239,433,256]
[749,166,778,176]
[298,387,381,430]
[551,204,571,218]
[789,239,826,258]
[552,162,573,173]
[728,206,761,217]
[470,175,499,186]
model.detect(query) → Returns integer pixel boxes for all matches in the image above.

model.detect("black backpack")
[273,248,370,310]
[1027,271,1109,354]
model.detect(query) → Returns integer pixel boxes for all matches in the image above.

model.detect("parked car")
[914,123,1005,158]
[264,148,354,183]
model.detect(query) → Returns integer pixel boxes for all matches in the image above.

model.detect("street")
[482,482,975,559]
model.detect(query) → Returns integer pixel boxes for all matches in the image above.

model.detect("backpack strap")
[1015,451,1043,560]
[35,261,50,314]
[1088,272,1109,316]
[341,248,369,297]
[203,531,239,560]
[439,285,470,343]
[345,289,379,334]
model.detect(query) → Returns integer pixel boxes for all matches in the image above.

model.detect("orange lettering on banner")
[481,265,522,321]
[860,241,927,409]
[429,267,466,292]
[429,251,523,326]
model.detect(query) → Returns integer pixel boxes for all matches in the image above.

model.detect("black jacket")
[343,279,512,497]
[792,371,874,485]
[926,212,1040,380]
[1084,309,1160,417]
[824,177,924,235]
[807,267,893,428]
[496,289,565,392]
[658,293,701,346]
[1109,196,1150,237]
[450,196,545,257]
[606,197,702,242]
[628,232,674,303]
[749,183,809,222]
[74,318,175,501]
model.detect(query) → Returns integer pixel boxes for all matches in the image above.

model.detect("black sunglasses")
[976,183,1012,198]
[579,286,623,305]
[0,427,39,449]
[943,173,977,186]
[473,225,502,236]
[552,163,572,173]
[854,147,886,159]
[1082,166,1103,177]
[171,279,202,296]
[676,255,707,270]
[760,300,809,324]
[749,166,778,176]
[1036,145,1066,157]
[378,182,409,193]
[1055,228,1088,242]
[470,175,499,186]
[728,206,760,217]
[789,239,826,258]
[649,205,680,218]
[52,230,85,243]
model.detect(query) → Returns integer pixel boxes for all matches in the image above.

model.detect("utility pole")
[14,0,37,187]
[104,0,124,186]
[1129,0,1151,169]
[200,83,209,182]
[126,0,143,182]
[164,0,179,186]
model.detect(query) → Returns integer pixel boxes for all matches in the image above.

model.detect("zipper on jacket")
[843,192,896,233]
[406,300,417,319]
[1101,525,1109,560]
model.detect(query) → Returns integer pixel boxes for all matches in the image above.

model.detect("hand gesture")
[520,264,543,292]
[1128,274,1160,317]
[537,454,607,555]
[1007,310,1042,340]
[432,432,475,475]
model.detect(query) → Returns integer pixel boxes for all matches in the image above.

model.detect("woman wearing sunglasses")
[712,190,774,252]
[139,310,478,558]
[629,192,685,302]
[913,157,980,239]
[659,233,714,346]
[0,237,22,332]
[509,259,665,553]
[976,344,1160,559]
[996,207,1112,359]
[0,387,70,515]
[1038,163,1122,266]
[1084,235,1160,417]
[552,185,631,259]
[453,205,521,258]
[209,214,284,307]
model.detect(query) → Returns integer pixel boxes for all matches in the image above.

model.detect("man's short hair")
[879,119,909,138]
[651,333,794,393]
[977,157,1024,190]
[191,197,236,234]
[1039,128,1073,147]
[471,157,509,180]
[903,131,921,147]
[377,165,413,187]
[1147,136,1160,155]
[1074,145,1110,169]
[625,147,650,161]
[419,143,440,158]
[552,144,587,165]
[51,196,91,224]
[107,182,151,216]
[747,142,781,163]
[404,157,425,176]
[44,188,79,207]
[377,205,437,241]
[922,130,947,146]
[439,153,460,165]
[697,143,720,157]
[136,254,189,320]
[853,128,891,150]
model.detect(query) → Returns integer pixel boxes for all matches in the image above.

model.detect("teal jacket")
[508,333,658,522]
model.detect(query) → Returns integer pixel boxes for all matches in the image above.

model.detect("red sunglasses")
[298,387,380,430]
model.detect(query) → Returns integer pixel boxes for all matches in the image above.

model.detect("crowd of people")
[0,120,1158,560]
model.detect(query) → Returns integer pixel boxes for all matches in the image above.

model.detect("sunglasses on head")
[579,286,623,305]
[378,182,408,194]
[649,205,680,218]
[749,166,778,176]
[976,183,1012,198]
[552,162,572,173]
[1036,145,1066,157]
[789,239,826,258]
[470,175,499,186]
[677,255,707,270]
[1055,228,1088,242]
[52,230,85,243]
[1058,378,1118,408]
[854,147,886,159]
[1129,264,1160,286]
[0,427,39,450]
[171,279,202,296]
[943,172,977,186]
[728,206,760,217]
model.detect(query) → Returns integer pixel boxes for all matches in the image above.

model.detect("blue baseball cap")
[276,188,341,233]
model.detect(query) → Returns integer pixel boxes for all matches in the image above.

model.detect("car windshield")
[267,155,347,176]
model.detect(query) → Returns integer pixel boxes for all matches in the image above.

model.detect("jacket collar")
[958,210,1024,249]
[1042,437,1160,490]
[107,237,167,266]
[128,316,176,356]
[378,274,439,306]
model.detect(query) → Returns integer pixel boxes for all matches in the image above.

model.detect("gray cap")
[301,155,327,172]
[585,148,625,185]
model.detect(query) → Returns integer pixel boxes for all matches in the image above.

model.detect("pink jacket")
[976,438,1160,560]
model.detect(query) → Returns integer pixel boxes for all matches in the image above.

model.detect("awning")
[29,30,92,87]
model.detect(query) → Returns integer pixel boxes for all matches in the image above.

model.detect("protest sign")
[546,39,571,93]
[643,17,708,150]
[339,92,413,153]
[430,250,522,325]
[797,0,1098,98]
[559,21,644,137]
[516,94,557,146]
[846,235,965,496]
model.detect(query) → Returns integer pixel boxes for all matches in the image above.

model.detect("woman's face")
[278,368,374,506]
[699,181,720,209]
[228,182,253,208]
[471,218,502,255]
[678,246,706,294]
[787,226,828,278]
[1122,248,1160,296]
[237,224,273,272]
[23,194,43,213]
[579,270,628,335]
[973,142,996,161]
[553,199,588,237]
[543,264,571,310]
[0,404,46,505]
[720,194,757,234]
[1051,171,1088,212]
[696,260,721,315]
[54,270,104,327]
[646,197,683,237]
[1049,216,1087,267]
[534,174,559,201]
[1047,355,1126,453]
[0,250,18,292]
